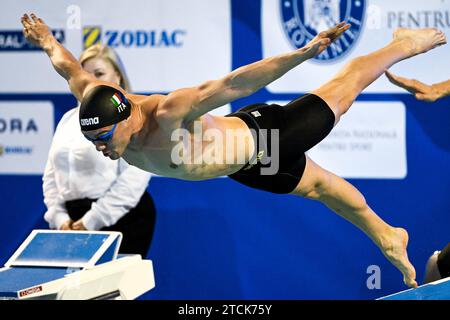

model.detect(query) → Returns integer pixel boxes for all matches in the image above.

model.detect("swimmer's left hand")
[72,219,87,231]
[302,21,351,58]
[322,21,351,42]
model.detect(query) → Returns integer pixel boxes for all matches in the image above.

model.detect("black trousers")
[65,192,156,257]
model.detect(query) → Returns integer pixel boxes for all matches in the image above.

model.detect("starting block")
[378,277,450,300]
[0,230,155,300]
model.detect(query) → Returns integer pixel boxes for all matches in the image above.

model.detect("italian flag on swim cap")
[110,92,126,113]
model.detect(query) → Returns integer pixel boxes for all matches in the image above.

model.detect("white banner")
[0,101,54,175]
[1,0,231,95]
[270,100,407,179]
[262,0,450,93]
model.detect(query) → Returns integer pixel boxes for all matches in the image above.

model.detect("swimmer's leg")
[290,156,418,288]
[312,28,446,124]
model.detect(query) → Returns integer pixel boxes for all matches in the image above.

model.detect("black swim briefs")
[226,93,335,194]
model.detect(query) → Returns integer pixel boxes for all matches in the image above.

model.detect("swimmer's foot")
[393,28,447,57]
[380,227,418,288]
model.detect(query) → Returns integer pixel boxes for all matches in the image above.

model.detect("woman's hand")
[60,219,73,231]
[72,219,87,231]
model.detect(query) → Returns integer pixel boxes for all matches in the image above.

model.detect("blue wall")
[1,1,449,299]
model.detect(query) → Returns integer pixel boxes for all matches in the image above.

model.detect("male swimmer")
[21,13,447,288]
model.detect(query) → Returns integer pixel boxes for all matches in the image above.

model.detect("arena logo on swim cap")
[80,117,100,126]
[280,0,366,62]
[110,93,127,113]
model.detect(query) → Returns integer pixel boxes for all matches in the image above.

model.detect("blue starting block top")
[0,267,70,298]
[5,230,122,269]
[0,230,123,299]
[379,277,450,300]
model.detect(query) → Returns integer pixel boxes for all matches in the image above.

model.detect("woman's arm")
[42,156,72,229]
[72,160,152,230]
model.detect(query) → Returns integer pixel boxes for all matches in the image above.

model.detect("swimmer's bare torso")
[121,93,255,180]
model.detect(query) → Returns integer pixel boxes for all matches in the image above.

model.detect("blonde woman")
[43,44,156,257]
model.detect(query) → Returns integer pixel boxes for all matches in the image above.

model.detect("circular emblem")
[280,0,366,62]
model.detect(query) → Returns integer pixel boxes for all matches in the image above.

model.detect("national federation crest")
[280,0,366,62]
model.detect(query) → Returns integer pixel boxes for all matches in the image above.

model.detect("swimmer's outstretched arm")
[21,13,96,101]
[160,22,350,121]
[385,70,450,102]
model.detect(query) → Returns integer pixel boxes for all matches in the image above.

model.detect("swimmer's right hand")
[21,13,53,49]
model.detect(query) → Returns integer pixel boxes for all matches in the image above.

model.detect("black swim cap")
[79,85,131,131]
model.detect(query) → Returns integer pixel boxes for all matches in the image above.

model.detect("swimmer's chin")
[109,152,120,160]
[101,151,121,160]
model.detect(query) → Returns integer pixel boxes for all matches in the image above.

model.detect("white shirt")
[43,107,152,230]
